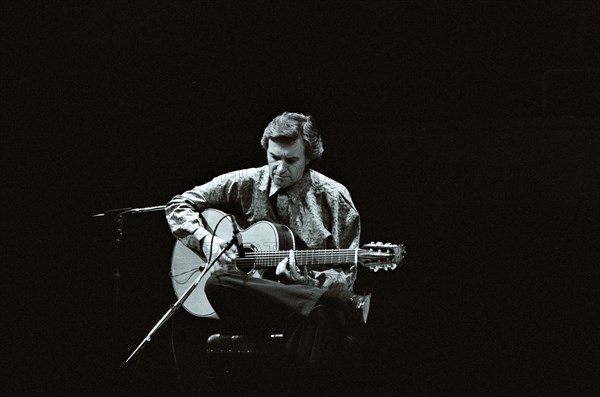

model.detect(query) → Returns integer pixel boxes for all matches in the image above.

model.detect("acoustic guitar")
[170,208,405,319]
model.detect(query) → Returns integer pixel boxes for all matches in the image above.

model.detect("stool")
[205,333,292,379]
[204,305,363,380]
[206,333,286,354]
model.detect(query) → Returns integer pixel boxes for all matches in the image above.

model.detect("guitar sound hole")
[236,245,256,274]
[239,244,278,281]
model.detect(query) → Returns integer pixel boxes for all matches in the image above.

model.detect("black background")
[2,1,598,396]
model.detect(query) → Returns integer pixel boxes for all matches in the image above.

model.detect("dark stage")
[2,2,598,396]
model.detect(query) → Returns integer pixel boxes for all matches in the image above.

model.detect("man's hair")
[260,112,324,162]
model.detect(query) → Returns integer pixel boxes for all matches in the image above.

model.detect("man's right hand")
[200,235,237,272]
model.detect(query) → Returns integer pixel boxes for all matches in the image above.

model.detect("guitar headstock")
[359,242,406,272]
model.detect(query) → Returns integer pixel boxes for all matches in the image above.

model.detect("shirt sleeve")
[165,174,234,253]
[309,187,361,290]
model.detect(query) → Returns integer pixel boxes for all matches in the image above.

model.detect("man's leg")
[284,305,346,366]
[204,270,326,334]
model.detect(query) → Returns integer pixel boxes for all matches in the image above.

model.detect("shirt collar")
[266,167,312,201]
[257,165,271,195]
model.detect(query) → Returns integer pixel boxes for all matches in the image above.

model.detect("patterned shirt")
[165,165,361,289]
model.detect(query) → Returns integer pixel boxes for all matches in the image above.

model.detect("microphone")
[92,205,166,217]
[229,215,245,258]
[129,205,166,214]
[91,207,131,217]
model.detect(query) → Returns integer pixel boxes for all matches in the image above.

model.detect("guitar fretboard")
[231,248,360,269]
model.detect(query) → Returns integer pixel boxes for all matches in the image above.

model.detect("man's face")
[267,138,310,189]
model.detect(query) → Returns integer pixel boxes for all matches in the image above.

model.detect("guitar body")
[171,209,295,319]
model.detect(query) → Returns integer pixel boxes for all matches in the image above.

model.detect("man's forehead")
[267,138,304,157]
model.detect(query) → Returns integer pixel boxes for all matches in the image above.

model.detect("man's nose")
[275,161,286,173]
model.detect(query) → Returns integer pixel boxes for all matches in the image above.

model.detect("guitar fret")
[236,248,364,270]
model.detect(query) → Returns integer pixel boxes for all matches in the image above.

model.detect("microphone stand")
[92,204,173,367]
[121,232,238,366]
[91,205,167,345]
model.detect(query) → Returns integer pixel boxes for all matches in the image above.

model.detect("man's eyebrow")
[269,152,299,160]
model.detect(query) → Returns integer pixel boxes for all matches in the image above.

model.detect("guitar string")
[172,250,392,272]
[236,249,356,256]
[235,250,359,261]
[170,253,390,277]
[232,249,392,268]
[234,250,387,259]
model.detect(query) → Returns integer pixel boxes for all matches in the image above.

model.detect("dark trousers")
[204,270,347,365]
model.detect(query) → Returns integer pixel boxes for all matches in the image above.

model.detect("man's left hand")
[276,250,310,284]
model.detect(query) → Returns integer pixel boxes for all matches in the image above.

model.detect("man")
[165,112,370,365]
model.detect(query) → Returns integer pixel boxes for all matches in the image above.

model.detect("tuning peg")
[372,267,379,272]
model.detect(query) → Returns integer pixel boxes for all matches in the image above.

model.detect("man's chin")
[273,176,291,188]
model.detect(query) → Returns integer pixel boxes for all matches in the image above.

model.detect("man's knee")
[204,273,220,297]
[204,270,245,297]
[308,305,345,329]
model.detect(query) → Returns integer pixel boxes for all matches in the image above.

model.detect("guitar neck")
[234,249,359,269]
